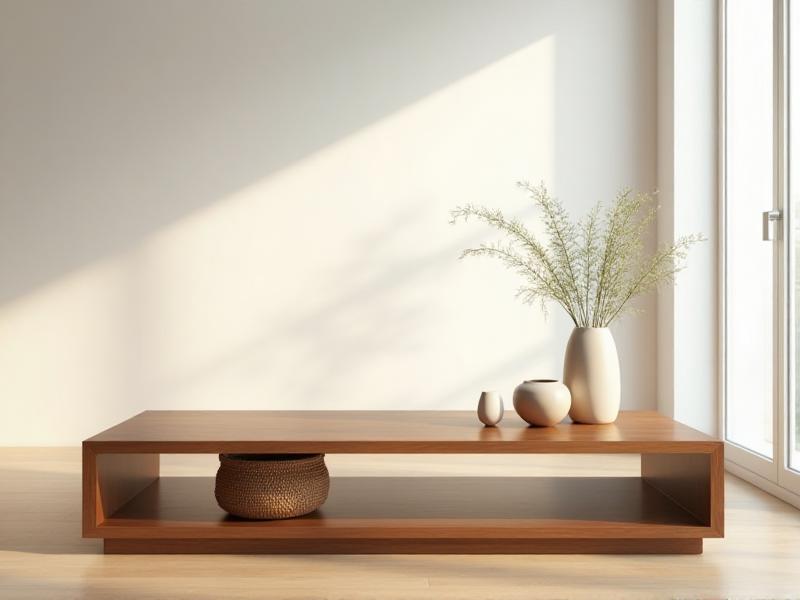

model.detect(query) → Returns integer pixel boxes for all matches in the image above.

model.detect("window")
[723,0,800,501]
[724,0,774,461]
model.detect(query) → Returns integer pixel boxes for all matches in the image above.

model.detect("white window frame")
[720,0,800,508]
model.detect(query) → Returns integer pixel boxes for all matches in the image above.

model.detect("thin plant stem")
[451,183,704,327]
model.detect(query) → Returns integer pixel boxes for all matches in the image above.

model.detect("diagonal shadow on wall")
[0,0,565,304]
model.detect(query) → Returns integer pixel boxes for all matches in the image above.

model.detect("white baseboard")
[725,460,800,510]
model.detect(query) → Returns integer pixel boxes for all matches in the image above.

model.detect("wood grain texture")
[84,410,720,454]
[81,444,97,536]
[103,538,703,555]
[96,476,710,540]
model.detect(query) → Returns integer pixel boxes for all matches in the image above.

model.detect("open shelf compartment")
[99,475,710,539]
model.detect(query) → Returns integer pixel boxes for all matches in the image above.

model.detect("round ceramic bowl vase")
[512,379,572,427]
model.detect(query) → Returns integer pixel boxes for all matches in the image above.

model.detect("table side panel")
[83,445,159,537]
[641,444,724,536]
[82,444,98,536]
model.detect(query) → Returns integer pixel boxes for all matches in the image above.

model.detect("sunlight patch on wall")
[135,37,558,411]
[0,39,557,442]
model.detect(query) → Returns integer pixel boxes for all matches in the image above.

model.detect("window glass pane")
[790,0,800,473]
[725,0,774,459]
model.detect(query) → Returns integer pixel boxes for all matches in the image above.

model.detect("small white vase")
[563,327,621,424]
[512,380,571,427]
[477,391,504,426]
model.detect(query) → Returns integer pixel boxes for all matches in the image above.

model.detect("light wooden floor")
[1,449,800,599]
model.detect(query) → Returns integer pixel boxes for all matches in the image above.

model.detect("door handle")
[763,209,783,241]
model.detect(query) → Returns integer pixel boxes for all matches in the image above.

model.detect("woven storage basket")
[214,453,329,520]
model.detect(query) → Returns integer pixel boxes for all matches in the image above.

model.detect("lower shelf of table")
[94,475,713,552]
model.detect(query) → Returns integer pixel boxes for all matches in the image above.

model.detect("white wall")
[0,0,657,444]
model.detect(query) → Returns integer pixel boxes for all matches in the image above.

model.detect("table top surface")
[85,411,720,453]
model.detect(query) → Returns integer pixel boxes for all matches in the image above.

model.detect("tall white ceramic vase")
[563,327,621,424]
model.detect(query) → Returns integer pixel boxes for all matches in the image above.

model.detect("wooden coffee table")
[82,410,723,554]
